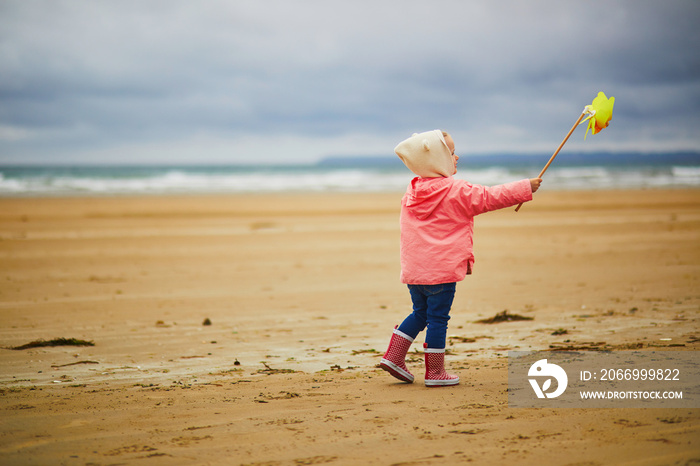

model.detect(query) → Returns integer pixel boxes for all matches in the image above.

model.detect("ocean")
[1,152,699,196]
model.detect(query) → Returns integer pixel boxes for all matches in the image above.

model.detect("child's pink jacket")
[400,176,533,285]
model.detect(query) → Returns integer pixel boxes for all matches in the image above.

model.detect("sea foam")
[0,161,698,196]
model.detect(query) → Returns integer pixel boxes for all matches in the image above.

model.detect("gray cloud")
[1,0,699,163]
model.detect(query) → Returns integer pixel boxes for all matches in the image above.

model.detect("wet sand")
[0,189,699,465]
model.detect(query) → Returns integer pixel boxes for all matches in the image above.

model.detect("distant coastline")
[3,151,699,170]
[317,151,700,169]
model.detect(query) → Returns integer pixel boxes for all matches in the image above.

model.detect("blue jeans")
[397,283,456,349]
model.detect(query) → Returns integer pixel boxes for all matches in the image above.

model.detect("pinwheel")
[583,91,615,139]
[515,91,615,212]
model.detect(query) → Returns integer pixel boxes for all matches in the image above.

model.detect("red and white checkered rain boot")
[424,343,459,387]
[379,326,415,383]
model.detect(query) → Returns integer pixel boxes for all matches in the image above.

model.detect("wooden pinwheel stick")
[515,110,588,212]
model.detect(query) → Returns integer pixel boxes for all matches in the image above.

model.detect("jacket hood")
[394,130,455,178]
[403,177,454,220]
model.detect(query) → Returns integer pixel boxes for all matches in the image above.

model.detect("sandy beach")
[0,189,698,465]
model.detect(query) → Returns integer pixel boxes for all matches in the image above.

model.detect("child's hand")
[530,178,543,193]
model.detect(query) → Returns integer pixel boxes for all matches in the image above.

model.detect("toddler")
[380,130,541,387]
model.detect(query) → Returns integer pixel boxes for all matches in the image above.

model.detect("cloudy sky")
[1,0,699,165]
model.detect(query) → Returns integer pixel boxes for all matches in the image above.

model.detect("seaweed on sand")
[9,338,95,350]
[475,310,533,324]
[257,362,297,375]
[351,349,380,355]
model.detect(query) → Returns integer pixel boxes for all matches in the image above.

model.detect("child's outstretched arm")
[460,178,539,216]
[530,178,542,193]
